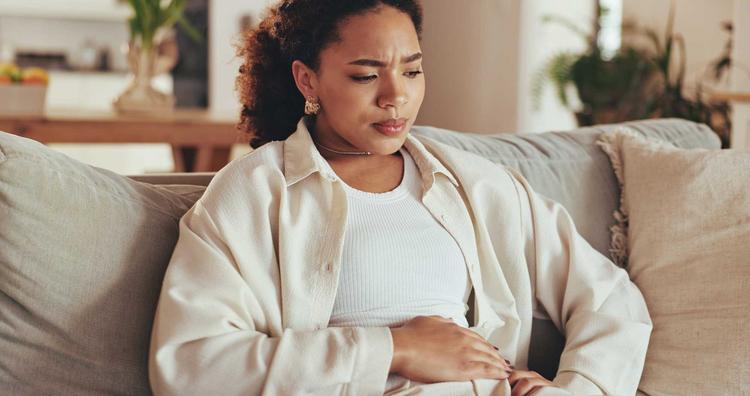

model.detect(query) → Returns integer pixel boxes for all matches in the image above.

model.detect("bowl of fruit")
[0,63,49,116]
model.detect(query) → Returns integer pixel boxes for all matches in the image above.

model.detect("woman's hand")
[508,369,555,396]
[388,315,512,383]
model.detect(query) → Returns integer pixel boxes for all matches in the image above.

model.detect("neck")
[307,116,402,163]
[315,141,372,156]
[309,117,369,159]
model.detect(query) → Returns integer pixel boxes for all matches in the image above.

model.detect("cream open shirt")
[149,119,652,396]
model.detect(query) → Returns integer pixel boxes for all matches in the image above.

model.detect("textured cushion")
[597,129,750,395]
[0,132,204,395]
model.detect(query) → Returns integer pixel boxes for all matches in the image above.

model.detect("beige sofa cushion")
[0,132,204,395]
[597,129,750,395]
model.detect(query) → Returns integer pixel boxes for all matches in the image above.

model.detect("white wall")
[0,0,129,21]
[0,15,129,71]
[417,0,594,134]
[621,0,734,92]
[416,0,520,134]
[209,0,275,114]
[730,0,750,149]
[517,0,594,133]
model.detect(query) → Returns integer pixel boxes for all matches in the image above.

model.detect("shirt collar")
[283,117,459,189]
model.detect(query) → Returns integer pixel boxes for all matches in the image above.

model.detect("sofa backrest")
[412,118,720,258]
[0,132,205,395]
[138,118,720,262]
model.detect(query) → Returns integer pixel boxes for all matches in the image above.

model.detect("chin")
[372,139,407,156]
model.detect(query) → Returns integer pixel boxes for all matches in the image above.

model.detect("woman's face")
[295,5,425,157]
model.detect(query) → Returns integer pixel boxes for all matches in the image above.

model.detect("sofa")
[0,118,723,395]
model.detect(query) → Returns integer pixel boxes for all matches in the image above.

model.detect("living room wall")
[415,0,521,135]
[209,1,596,136]
[621,0,734,92]
[415,0,593,135]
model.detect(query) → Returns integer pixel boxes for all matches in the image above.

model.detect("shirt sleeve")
[508,168,652,395]
[148,201,393,396]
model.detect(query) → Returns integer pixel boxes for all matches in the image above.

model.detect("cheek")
[409,80,426,109]
[323,83,372,110]
[414,81,426,102]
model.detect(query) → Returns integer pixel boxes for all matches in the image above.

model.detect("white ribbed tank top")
[327,147,472,329]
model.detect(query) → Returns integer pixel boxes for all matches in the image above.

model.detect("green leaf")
[134,0,155,47]
[149,0,161,29]
[128,0,144,35]
[124,0,202,48]
[532,52,577,109]
[177,16,204,43]
[158,0,181,27]
[541,14,591,43]
[127,16,139,42]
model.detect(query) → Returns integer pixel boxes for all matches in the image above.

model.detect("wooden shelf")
[0,107,248,172]
[712,92,750,103]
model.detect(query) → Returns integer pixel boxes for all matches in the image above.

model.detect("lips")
[372,118,408,136]
[375,118,407,127]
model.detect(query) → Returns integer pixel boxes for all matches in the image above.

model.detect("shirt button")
[440,214,447,222]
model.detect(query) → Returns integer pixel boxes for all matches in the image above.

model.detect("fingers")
[473,343,511,371]
[470,349,511,374]
[454,327,509,361]
[464,360,511,381]
[510,379,547,396]
[408,316,519,383]
[455,326,487,342]
[428,317,510,361]
[508,370,553,396]
[508,369,537,383]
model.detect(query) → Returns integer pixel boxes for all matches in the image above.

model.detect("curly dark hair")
[236,0,423,149]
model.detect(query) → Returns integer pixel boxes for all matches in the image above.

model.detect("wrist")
[389,328,407,374]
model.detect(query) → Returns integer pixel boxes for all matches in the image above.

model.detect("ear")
[291,60,319,100]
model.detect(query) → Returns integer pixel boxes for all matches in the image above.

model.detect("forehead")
[322,6,420,61]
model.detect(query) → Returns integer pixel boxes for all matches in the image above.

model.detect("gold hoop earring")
[304,97,321,115]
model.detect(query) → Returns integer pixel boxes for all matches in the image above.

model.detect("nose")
[377,74,408,110]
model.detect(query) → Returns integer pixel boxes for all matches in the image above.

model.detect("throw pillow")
[0,132,204,395]
[597,128,750,395]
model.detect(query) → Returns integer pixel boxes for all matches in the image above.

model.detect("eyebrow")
[348,52,423,67]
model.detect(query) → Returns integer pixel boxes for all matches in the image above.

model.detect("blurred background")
[0,0,748,174]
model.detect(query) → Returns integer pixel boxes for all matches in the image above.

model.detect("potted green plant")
[533,4,655,126]
[633,7,733,147]
[535,2,733,146]
[114,0,202,114]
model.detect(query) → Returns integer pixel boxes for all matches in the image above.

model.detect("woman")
[149,1,652,395]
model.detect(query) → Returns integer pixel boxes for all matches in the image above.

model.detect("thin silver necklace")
[315,141,372,156]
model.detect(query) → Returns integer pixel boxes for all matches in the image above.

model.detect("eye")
[405,70,423,78]
[351,75,377,83]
